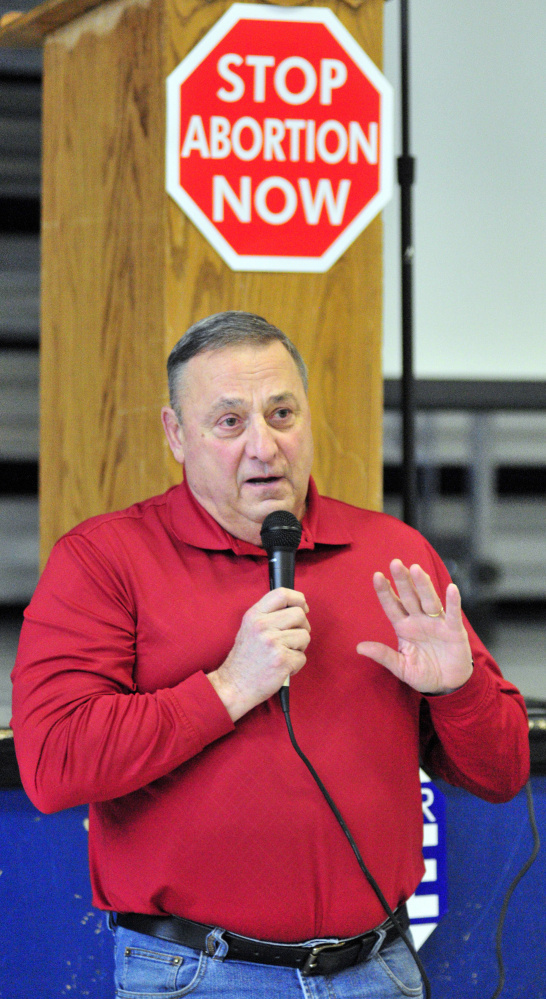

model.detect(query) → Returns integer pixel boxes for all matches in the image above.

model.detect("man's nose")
[245,418,278,462]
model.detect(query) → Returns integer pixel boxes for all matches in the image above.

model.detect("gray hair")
[167,311,308,419]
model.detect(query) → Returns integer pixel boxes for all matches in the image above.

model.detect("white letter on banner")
[245,55,275,102]
[316,121,348,164]
[422,786,435,824]
[264,119,286,162]
[422,859,438,883]
[255,177,297,225]
[298,178,351,225]
[231,117,263,161]
[210,117,231,158]
[285,119,306,162]
[305,120,316,163]
[349,122,378,164]
[217,54,245,102]
[212,176,251,222]
[275,57,317,105]
[423,824,438,847]
[320,59,348,105]
[181,115,210,158]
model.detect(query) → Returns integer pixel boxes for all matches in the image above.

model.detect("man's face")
[161,341,314,545]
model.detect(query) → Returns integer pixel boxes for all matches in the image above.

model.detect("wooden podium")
[1,0,385,564]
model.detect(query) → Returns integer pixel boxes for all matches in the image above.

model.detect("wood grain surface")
[40,0,167,561]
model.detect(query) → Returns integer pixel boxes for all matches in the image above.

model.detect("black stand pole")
[397,0,417,528]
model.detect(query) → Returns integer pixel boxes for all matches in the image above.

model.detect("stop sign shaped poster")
[166,4,393,272]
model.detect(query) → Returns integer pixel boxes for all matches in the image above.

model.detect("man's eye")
[272,408,293,422]
[218,416,240,429]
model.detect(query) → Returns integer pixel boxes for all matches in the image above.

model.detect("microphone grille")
[260,510,302,553]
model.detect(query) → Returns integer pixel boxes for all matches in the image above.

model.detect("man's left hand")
[356,559,473,695]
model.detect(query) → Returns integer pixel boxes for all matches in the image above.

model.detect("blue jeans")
[109,920,424,998]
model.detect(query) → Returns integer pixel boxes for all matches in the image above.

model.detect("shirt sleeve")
[419,541,530,803]
[11,533,235,814]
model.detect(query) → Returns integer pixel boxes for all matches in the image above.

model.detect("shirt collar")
[168,476,352,555]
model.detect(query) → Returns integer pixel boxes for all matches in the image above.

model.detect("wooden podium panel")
[1,0,384,564]
[39,0,168,557]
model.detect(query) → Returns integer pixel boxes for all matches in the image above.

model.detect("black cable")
[280,685,431,999]
[489,780,540,999]
[398,0,418,530]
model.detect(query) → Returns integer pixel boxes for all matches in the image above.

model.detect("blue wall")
[0,779,544,998]
[421,778,545,998]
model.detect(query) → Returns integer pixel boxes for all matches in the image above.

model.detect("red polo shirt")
[11,479,529,940]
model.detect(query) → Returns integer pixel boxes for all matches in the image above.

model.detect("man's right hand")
[206,588,311,721]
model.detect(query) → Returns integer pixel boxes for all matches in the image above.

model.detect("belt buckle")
[302,939,349,976]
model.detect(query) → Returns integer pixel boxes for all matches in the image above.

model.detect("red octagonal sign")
[166,4,393,272]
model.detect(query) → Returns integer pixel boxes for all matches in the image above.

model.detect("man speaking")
[11,312,529,998]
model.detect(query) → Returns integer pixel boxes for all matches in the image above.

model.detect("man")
[12,311,529,998]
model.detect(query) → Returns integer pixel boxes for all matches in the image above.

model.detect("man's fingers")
[245,603,310,637]
[282,628,311,652]
[408,563,444,617]
[245,589,311,639]
[372,571,408,624]
[285,648,307,677]
[379,561,447,621]
[389,560,422,615]
[356,640,400,674]
[269,606,311,634]
[255,587,309,614]
[408,566,463,625]
[444,582,463,626]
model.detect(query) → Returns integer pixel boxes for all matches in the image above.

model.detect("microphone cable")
[488,779,540,999]
[279,684,432,999]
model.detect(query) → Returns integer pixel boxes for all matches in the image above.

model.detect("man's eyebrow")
[206,392,299,419]
[268,392,299,407]
[210,396,245,413]
[206,397,246,420]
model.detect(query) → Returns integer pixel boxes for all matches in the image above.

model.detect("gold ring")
[426,609,444,618]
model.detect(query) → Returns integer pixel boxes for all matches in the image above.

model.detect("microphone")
[260,510,302,590]
[260,510,303,691]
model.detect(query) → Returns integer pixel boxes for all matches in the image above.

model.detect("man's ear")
[161,407,185,465]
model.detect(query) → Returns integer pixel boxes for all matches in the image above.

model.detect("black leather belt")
[114,904,409,977]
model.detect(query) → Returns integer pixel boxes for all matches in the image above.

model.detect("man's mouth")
[244,475,283,486]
